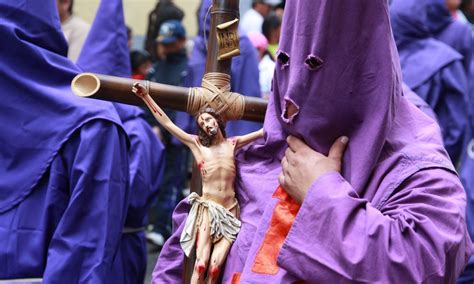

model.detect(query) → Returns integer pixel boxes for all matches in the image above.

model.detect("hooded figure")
[179,0,262,137]
[153,0,471,283]
[0,0,130,282]
[75,0,166,283]
[426,0,473,74]
[425,2,474,282]
[153,0,472,282]
[391,0,469,165]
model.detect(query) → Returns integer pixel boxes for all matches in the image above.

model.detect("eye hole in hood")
[305,54,324,71]
[277,50,290,70]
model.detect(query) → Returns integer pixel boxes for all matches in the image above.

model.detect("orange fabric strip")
[231,272,241,284]
[252,186,301,275]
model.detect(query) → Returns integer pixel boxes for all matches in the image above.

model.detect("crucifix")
[71,0,267,283]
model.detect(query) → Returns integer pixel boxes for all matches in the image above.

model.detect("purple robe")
[76,0,166,283]
[110,110,165,283]
[391,0,470,164]
[426,0,473,74]
[457,33,474,284]
[153,0,472,282]
[0,0,130,281]
[179,0,262,136]
[403,83,438,120]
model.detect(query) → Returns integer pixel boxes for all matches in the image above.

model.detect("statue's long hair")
[196,108,226,147]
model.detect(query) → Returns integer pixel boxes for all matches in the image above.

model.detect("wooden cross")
[72,1,267,282]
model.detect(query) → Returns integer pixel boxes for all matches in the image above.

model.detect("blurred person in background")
[241,0,281,34]
[145,19,189,248]
[130,50,153,80]
[56,0,90,62]
[460,0,474,28]
[391,0,469,165]
[247,31,275,99]
[427,0,473,73]
[144,0,184,62]
[262,12,281,59]
[274,0,285,18]
[447,0,463,17]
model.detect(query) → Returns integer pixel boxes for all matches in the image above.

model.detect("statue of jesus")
[132,82,263,282]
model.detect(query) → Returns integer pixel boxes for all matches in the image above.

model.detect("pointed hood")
[426,0,454,34]
[76,0,142,122]
[390,0,461,89]
[0,0,121,212]
[197,0,212,39]
[265,0,400,193]
[390,0,432,46]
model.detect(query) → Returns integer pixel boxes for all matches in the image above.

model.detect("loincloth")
[180,192,241,257]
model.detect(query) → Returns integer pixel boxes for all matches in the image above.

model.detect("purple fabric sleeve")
[42,120,129,283]
[278,169,471,283]
[152,199,190,283]
[438,62,469,163]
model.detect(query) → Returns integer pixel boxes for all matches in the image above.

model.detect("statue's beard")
[208,127,218,137]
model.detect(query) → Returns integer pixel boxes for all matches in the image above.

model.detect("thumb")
[328,136,349,161]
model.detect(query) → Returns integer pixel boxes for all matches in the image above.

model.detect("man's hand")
[279,135,349,204]
[131,82,147,98]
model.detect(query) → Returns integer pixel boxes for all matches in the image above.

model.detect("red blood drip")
[210,266,220,279]
[197,264,206,275]
[144,96,162,116]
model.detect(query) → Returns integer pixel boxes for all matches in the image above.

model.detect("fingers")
[281,155,289,168]
[328,136,349,161]
[192,211,211,283]
[286,136,306,152]
[132,83,140,95]
[132,82,145,95]
[205,239,232,284]
[281,156,292,177]
[278,171,285,187]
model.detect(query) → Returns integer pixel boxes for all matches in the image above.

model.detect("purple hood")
[0,0,122,213]
[266,0,399,193]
